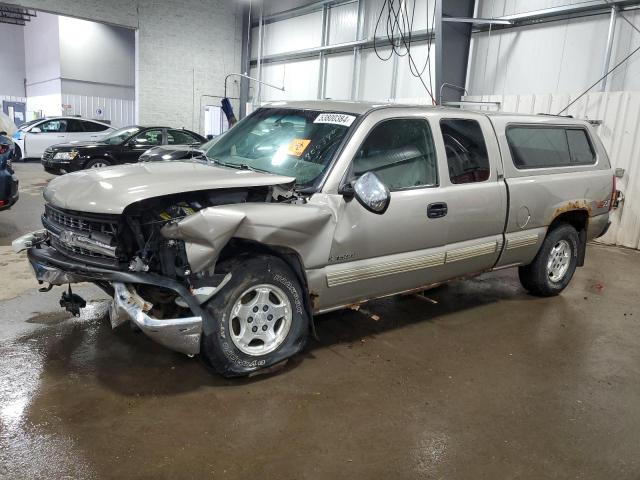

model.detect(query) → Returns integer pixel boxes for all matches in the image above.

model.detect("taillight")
[610,175,616,212]
[0,144,8,155]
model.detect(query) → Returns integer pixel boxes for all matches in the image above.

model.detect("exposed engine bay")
[38,184,304,319]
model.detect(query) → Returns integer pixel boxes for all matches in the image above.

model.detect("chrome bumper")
[19,234,208,357]
[110,282,202,356]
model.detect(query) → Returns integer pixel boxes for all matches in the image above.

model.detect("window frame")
[439,117,492,185]
[341,116,440,192]
[168,129,201,145]
[505,124,597,170]
[132,128,165,146]
[82,120,110,132]
[39,119,67,133]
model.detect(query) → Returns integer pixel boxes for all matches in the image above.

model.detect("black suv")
[42,126,205,174]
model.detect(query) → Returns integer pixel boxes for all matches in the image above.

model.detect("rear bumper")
[23,239,205,356]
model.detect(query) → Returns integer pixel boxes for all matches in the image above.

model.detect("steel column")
[239,3,252,118]
[317,4,330,99]
[601,6,619,91]
[350,0,365,100]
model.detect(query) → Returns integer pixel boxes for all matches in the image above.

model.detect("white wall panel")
[251,11,323,58]
[254,58,320,102]
[59,94,134,128]
[468,14,610,96]
[328,1,358,45]
[465,92,640,249]
[358,46,393,101]
[394,41,436,102]
[325,53,354,100]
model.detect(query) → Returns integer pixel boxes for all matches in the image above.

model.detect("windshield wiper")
[207,157,268,174]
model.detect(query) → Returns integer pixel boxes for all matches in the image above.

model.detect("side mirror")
[30,127,42,133]
[0,131,6,136]
[352,172,390,214]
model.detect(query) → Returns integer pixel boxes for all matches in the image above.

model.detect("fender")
[161,202,336,274]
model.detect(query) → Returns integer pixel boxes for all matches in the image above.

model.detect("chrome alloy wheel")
[89,161,109,168]
[229,284,292,356]
[547,239,571,282]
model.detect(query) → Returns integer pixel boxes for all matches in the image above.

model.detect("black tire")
[84,158,112,169]
[14,145,22,162]
[518,223,579,297]
[200,254,310,377]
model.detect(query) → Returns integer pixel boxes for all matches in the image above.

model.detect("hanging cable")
[373,0,437,104]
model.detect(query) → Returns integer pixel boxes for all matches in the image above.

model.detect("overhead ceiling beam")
[473,0,640,30]
[249,28,435,65]
[443,16,512,25]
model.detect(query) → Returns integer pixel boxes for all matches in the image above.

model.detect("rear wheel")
[200,255,310,377]
[85,158,112,169]
[518,223,579,297]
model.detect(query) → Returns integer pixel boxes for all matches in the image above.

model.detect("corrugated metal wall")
[464,92,640,249]
[60,94,135,128]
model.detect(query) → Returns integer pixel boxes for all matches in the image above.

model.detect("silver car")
[14,101,616,377]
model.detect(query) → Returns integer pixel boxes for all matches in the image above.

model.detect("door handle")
[427,202,448,219]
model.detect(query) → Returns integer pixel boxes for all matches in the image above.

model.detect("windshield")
[101,126,142,145]
[205,108,357,187]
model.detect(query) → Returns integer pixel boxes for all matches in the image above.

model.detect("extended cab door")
[434,114,507,274]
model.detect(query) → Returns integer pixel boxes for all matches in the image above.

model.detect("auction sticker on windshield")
[314,113,356,127]
[287,138,311,157]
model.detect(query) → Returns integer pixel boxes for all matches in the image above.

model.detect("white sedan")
[12,116,115,160]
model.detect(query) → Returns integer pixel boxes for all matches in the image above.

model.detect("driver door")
[322,116,451,308]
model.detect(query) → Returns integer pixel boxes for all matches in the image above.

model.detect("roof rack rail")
[537,113,574,118]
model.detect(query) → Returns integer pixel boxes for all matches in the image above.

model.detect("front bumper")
[21,237,206,356]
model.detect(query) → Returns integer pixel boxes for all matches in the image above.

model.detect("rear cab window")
[440,118,490,184]
[506,125,596,169]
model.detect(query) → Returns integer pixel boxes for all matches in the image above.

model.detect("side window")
[566,129,596,164]
[352,119,437,191]
[440,119,490,184]
[506,127,570,168]
[39,120,67,133]
[168,129,199,145]
[133,129,163,146]
[83,121,110,132]
[66,119,85,133]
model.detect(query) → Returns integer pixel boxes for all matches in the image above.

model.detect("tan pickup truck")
[14,101,616,377]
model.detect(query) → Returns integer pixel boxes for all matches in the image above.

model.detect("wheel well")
[217,239,316,328]
[549,209,588,266]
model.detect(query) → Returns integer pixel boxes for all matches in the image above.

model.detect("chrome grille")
[43,204,120,266]
[44,204,117,236]
[42,148,54,163]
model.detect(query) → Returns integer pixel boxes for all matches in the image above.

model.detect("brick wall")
[12,0,243,132]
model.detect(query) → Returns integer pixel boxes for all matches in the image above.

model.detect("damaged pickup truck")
[14,101,617,377]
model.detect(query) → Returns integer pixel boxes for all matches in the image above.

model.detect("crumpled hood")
[43,161,295,214]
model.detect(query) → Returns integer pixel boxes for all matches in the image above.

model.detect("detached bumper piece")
[24,241,207,356]
[110,282,202,356]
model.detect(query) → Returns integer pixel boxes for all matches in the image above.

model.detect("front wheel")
[518,223,579,297]
[85,158,112,169]
[200,255,310,377]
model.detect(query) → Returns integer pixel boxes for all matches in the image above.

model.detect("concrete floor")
[1,163,639,479]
